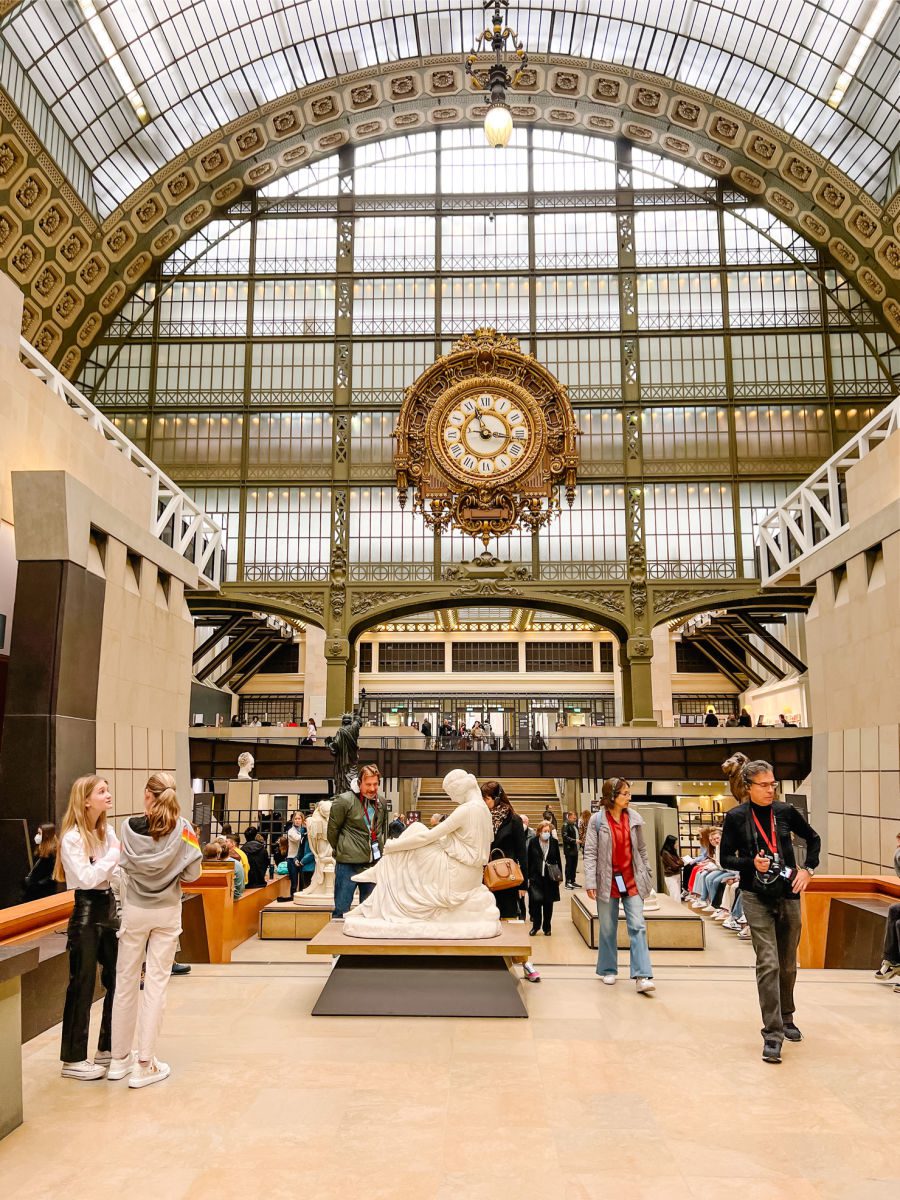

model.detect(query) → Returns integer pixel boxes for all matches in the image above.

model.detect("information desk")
[306,921,532,1017]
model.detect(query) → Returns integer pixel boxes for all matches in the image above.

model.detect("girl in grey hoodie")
[107,773,202,1088]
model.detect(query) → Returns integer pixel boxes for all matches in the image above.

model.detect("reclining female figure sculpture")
[343,769,501,939]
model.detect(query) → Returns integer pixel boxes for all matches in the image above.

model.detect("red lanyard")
[751,806,777,857]
[360,799,378,843]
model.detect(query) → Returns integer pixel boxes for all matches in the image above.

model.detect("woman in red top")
[583,778,655,994]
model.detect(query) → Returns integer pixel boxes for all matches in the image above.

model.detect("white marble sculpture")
[293,800,334,906]
[643,889,661,913]
[343,769,501,940]
[236,751,254,780]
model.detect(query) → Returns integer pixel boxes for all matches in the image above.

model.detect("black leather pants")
[60,889,119,1063]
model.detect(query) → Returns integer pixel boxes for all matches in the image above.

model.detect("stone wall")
[0,276,197,830]
[803,431,900,873]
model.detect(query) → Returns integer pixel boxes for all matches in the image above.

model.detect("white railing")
[18,337,223,590]
[757,396,899,586]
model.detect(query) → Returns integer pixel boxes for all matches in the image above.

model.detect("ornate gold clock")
[395,328,579,546]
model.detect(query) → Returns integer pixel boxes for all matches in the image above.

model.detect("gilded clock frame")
[395,327,580,546]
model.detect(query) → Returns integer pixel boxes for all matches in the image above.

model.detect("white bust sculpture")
[343,769,501,940]
[236,751,254,780]
[293,800,334,906]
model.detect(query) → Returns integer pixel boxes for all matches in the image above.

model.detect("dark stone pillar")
[0,560,105,838]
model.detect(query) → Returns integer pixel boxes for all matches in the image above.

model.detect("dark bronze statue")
[326,711,364,793]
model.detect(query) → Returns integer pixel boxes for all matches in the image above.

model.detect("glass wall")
[79,129,892,585]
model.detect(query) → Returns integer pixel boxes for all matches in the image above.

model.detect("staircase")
[415,778,563,827]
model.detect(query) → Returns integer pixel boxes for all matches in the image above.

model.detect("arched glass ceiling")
[1,1,898,217]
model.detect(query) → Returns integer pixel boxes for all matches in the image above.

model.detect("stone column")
[0,555,105,828]
[303,624,327,723]
[324,636,353,720]
[626,636,656,727]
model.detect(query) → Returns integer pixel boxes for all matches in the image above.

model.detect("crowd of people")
[25,748,900,1087]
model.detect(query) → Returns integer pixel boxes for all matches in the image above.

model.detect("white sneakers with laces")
[129,1057,171,1088]
[106,1053,136,1081]
[635,978,656,995]
[60,1059,106,1080]
[600,974,617,985]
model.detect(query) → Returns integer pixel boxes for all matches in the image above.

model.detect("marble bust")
[293,800,334,906]
[236,751,254,780]
[343,769,501,940]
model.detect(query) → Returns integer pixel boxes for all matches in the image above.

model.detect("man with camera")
[720,756,821,1064]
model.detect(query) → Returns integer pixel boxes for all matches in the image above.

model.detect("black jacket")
[720,800,820,900]
[242,838,270,888]
[490,812,528,919]
[562,820,579,856]
[22,855,59,903]
[527,835,562,904]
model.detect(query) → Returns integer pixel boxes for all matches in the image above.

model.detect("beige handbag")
[483,848,524,892]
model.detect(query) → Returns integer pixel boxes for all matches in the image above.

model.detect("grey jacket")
[582,807,653,901]
[119,815,202,908]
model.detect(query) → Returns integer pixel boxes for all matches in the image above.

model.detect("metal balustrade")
[18,336,223,590]
[757,396,899,586]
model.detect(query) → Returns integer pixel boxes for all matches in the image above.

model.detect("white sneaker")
[106,1053,136,1080]
[737,927,752,941]
[691,899,706,909]
[702,905,716,914]
[600,974,617,985]
[61,1060,106,1080]
[128,1058,171,1089]
[713,910,729,921]
[722,917,741,932]
[635,978,656,995]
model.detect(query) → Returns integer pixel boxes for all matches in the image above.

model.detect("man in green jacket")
[327,763,389,918]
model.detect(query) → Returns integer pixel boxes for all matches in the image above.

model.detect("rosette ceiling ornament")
[464,0,529,147]
[395,327,580,547]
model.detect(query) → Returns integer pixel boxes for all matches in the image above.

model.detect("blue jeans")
[596,894,653,979]
[287,857,301,896]
[332,861,375,918]
[699,868,734,904]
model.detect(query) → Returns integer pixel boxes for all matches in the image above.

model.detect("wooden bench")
[800,876,900,968]
[182,863,289,963]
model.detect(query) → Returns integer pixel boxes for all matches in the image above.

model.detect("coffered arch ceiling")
[1,54,899,375]
[3,1,899,210]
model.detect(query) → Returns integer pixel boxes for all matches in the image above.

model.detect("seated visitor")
[223,839,246,898]
[22,822,61,902]
[242,826,269,887]
[659,834,684,903]
[874,831,900,989]
[225,835,250,887]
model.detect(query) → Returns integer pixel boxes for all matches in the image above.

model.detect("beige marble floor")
[4,889,899,1200]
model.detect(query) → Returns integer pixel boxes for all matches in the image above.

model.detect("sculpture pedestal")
[570,890,705,950]
[258,902,332,940]
[226,778,259,811]
[306,921,532,1017]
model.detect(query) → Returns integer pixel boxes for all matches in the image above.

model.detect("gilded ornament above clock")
[395,328,579,546]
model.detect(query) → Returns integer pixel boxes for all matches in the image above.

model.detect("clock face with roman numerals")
[435,389,539,481]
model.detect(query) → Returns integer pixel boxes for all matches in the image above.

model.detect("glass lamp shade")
[484,103,513,147]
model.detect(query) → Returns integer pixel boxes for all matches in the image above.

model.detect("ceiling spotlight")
[465,1,528,149]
